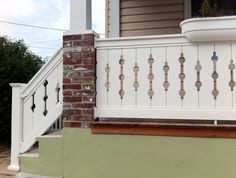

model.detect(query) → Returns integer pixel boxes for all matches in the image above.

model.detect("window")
[191,0,236,17]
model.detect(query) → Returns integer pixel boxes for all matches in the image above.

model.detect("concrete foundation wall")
[21,128,236,178]
[63,128,236,178]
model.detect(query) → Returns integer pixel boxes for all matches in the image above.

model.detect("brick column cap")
[63,30,100,38]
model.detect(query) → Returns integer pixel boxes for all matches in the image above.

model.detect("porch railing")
[9,48,63,171]
[95,34,236,121]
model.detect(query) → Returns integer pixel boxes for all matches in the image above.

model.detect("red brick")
[63,35,82,41]
[72,103,95,108]
[63,59,82,65]
[63,78,72,83]
[72,90,94,96]
[82,110,93,116]
[63,84,81,90]
[71,77,95,83]
[63,91,72,96]
[63,96,82,102]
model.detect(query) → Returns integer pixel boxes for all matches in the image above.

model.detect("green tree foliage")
[0,36,44,143]
[199,0,222,17]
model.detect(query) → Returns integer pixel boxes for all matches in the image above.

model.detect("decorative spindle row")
[30,80,61,116]
[103,48,235,104]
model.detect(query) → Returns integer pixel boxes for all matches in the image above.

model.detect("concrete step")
[15,172,60,178]
[19,131,63,178]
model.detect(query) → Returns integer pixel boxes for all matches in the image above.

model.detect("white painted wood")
[107,49,122,107]
[9,48,63,170]
[96,34,236,120]
[181,16,236,42]
[166,47,181,108]
[70,0,92,31]
[95,107,236,120]
[136,48,150,107]
[151,47,166,108]
[109,0,120,37]
[122,48,136,107]
[96,34,189,49]
[8,83,26,171]
[215,44,232,108]
[182,45,198,108]
[198,44,215,108]
[22,48,63,99]
[184,0,191,19]
[96,49,107,107]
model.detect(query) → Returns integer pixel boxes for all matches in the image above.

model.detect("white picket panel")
[95,36,236,120]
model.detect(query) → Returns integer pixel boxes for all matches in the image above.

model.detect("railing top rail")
[95,34,189,49]
[21,47,63,99]
[96,33,236,50]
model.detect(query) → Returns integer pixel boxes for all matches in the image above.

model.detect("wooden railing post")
[8,83,25,171]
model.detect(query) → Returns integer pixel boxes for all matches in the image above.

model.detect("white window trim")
[110,0,120,37]
[184,0,192,19]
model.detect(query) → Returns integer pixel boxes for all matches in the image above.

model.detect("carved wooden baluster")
[133,62,139,92]
[43,80,48,116]
[195,60,202,92]
[31,92,36,112]
[178,52,186,100]
[228,60,235,92]
[55,82,61,103]
[148,54,154,100]
[211,51,219,100]
[229,59,235,107]
[105,63,110,92]
[119,54,125,100]
[163,62,169,92]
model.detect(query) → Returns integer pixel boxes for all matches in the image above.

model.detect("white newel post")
[8,83,25,171]
[70,0,92,31]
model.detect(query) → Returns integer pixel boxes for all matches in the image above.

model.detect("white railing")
[95,34,236,121]
[9,48,63,171]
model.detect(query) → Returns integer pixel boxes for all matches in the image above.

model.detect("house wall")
[106,0,184,37]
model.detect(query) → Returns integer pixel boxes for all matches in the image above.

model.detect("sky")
[0,0,105,60]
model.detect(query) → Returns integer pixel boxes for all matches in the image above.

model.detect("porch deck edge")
[91,120,236,138]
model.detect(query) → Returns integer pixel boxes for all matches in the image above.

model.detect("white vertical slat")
[136,48,151,107]
[108,49,122,107]
[22,100,33,139]
[47,69,57,113]
[58,61,63,103]
[232,44,236,108]
[183,45,198,108]
[96,49,107,108]
[122,48,136,107]
[33,84,45,127]
[198,44,214,108]
[151,47,166,108]
[215,44,232,108]
[166,47,181,108]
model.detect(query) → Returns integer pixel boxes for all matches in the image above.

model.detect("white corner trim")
[184,0,191,19]
[110,0,120,37]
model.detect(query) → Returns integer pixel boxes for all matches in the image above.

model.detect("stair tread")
[15,172,59,178]
[20,147,39,157]
[20,152,39,158]
[38,131,62,138]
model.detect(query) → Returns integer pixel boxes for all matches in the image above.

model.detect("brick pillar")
[62,32,96,128]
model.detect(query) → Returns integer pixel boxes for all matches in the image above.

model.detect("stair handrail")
[21,47,63,100]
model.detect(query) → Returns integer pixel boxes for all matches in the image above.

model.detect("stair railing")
[8,48,63,171]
